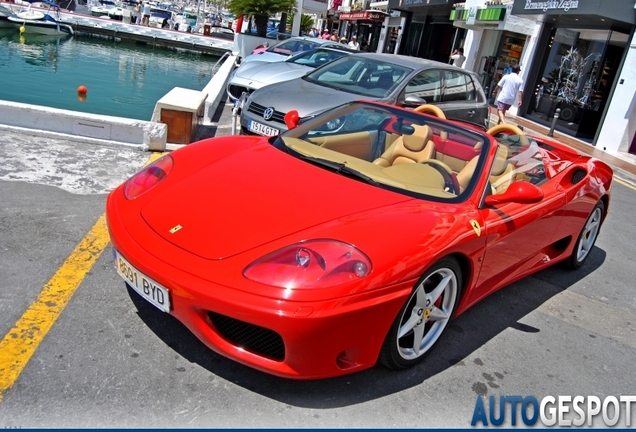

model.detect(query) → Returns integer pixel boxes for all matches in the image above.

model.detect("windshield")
[288,48,352,68]
[304,57,412,98]
[277,102,489,201]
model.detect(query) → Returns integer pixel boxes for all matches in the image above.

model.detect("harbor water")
[0,29,222,120]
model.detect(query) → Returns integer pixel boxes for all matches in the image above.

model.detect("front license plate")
[114,251,171,313]
[248,119,279,136]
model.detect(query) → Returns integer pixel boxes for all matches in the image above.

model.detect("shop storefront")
[338,10,387,51]
[450,1,536,100]
[388,0,462,62]
[511,0,636,144]
[377,9,407,54]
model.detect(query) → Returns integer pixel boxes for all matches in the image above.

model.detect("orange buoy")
[77,85,88,94]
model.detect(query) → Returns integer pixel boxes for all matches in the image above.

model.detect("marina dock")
[1,1,234,56]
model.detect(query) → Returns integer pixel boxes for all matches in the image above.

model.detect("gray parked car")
[227,46,358,102]
[240,53,489,137]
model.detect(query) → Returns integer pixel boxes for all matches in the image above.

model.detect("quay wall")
[0,101,167,151]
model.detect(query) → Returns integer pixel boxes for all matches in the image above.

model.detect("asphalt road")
[0,120,635,428]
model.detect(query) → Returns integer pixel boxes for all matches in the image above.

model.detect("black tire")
[562,200,604,270]
[379,257,462,370]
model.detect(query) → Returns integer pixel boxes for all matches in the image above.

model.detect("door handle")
[467,110,475,116]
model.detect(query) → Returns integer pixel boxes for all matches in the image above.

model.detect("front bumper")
[106,190,412,379]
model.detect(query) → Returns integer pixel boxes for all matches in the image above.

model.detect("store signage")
[398,0,450,7]
[523,0,578,12]
[467,7,477,24]
[339,10,386,20]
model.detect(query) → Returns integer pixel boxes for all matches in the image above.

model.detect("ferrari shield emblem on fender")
[169,224,182,234]
[470,220,481,237]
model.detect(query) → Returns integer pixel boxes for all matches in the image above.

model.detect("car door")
[440,70,489,129]
[470,142,567,301]
[398,69,488,128]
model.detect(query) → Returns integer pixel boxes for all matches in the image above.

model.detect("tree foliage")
[227,0,297,36]
[288,14,314,34]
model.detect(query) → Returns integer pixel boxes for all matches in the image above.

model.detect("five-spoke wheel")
[379,257,461,369]
[563,201,604,270]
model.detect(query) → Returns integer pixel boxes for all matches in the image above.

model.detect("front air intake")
[208,311,285,361]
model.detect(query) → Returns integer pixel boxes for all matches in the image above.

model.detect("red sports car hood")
[141,142,409,260]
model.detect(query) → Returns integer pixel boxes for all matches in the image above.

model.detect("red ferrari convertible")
[106,101,613,379]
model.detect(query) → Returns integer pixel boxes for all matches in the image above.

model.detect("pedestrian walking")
[449,48,465,68]
[492,65,524,125]
[134,2,141,24]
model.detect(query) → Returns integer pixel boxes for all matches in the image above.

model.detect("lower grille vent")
[208,311,285,361]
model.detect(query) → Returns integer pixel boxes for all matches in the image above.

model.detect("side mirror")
[404,95,427,107]
[284,110,300,129]
[484,181,544,206]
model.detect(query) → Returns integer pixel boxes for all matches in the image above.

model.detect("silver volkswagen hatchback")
[240,53,489,137]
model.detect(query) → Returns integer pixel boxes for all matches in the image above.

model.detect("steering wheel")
[414,104,446,119]
[486,123,530,146]
[421,159,459,194]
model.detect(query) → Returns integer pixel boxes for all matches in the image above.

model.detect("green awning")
[450,6,506,22]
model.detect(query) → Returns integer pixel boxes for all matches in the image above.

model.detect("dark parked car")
[240,53,489,137]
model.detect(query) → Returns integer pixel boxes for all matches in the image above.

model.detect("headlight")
[123,155,173,200]
[243,240,372,289]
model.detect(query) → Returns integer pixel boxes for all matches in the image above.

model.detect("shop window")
[526,28,628,141]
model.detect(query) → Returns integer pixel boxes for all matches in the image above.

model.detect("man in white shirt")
[348,35,360,50]
[449,48,465,68]
[141,2,151,26]
[493,65,524,125]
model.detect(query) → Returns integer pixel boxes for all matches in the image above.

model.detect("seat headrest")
[402,125,433,152]
[492,144,511,176]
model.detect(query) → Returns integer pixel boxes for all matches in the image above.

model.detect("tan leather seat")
[456,155,479,193]
[434,131,483,173]
[490,157,514,195]
[456,143,510,194]
[373,125,435,167]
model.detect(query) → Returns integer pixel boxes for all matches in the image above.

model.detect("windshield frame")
[273,101,492,203]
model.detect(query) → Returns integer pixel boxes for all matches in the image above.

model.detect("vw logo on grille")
[263,107,275,121]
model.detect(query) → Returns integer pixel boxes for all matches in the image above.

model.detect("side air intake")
[571,169,587,185]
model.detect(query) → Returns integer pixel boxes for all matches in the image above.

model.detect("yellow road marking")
[0,151,165,403]
[0,215,110,402]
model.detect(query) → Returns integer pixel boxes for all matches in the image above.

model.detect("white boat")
[0,4,18,28]
[8,0,74,35]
